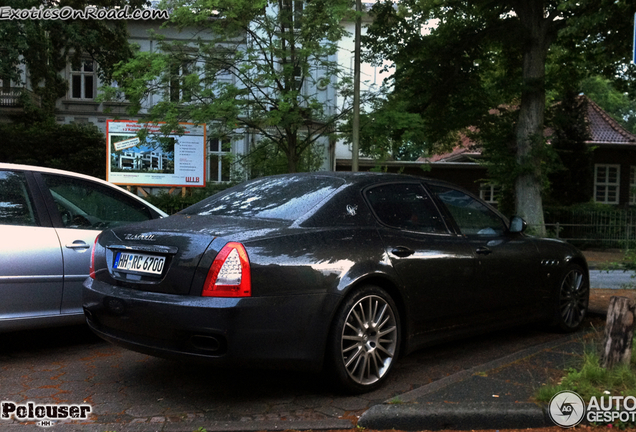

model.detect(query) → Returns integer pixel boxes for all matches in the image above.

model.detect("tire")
[553,264,589,332]
[326,285,400,393]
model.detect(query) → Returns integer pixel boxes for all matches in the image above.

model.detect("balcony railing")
[0,87,41,108]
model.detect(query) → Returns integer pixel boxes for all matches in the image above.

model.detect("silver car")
[0,163,167,331]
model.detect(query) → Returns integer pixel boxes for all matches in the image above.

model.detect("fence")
[538,209,636,248]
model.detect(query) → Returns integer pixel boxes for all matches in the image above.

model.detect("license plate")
[114,252,165,275]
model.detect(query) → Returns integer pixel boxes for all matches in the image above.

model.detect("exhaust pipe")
[190,335,221,352]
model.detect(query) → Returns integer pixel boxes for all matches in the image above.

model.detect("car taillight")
[89,235,99,279]
[202,242,251,297]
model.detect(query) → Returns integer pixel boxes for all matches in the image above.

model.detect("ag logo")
[549,390,585,427]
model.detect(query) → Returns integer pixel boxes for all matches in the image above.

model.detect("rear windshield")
[181,176,344,221]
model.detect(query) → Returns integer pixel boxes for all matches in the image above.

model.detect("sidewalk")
[359,279,620,431]
[359,330,598,430]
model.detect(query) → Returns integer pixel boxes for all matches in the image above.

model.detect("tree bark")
[600,296,636,369]
[513,1,551,236]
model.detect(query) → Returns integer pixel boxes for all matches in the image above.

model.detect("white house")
[0,3,387,182]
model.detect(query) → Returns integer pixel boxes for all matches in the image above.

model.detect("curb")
[358,402,549,431]
[358,332,591,431]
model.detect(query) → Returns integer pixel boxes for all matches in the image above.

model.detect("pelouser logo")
[549,390,586,428]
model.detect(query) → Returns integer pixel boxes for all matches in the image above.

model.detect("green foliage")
[0,0,143,119]
[536,343,636,404]
[581,76,636,134]
[106,0,355,174]
[0,122,106,178]
[244,138,325,178]
[346,93,430,164]
[143,182,237,215]
[364,0,636,228]
[545,91,594,206]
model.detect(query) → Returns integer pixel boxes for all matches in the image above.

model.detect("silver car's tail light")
[202,242,251,297]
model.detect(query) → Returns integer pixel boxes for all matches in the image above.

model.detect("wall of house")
[592,146,636,207]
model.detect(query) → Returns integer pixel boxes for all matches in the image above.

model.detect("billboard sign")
[107,120,206,187]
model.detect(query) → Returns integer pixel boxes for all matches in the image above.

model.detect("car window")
[0,171,39,226]
[41,174,153,230]
[366,183,447,234]
[183,175,344,221]
[429,185,505,236]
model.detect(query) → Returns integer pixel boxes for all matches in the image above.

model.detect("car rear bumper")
[83,278,339,371]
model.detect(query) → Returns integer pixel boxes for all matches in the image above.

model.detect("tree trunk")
[513,2,551,237]
[287,131,298,173]
[600,296,635,369]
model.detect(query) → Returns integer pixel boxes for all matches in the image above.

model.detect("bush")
[0,121,106,178]
[144,182,238,215]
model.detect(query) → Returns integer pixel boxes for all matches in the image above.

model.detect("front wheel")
[326,286,400,393]
[553,264,589,332]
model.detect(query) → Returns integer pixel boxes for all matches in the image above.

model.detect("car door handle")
[391,247,415,258]
[476,247,492,255]
[65,240,91,250]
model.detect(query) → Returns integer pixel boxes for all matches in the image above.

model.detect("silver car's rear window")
[182,176,344,221]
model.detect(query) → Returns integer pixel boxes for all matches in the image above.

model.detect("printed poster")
[107,120,206,187]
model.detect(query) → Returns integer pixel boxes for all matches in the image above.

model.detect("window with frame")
[205,51,235,86]
[41,174,153,229]
[0,171,38,226]
[479,183,500,204]
[207,137,232,182]
[429,185,506,236]
[0,76,10,93]
[365,183,447,234]
[169,60,194,102]
[594,164,620,205]
[70,60,96,99]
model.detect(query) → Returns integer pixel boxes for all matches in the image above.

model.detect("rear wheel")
[554,264,589,332]
[327,286,400,393]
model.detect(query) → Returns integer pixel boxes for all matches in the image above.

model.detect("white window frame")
[69,59,96,100]
[479,183,500,204]
[207,137,232,182]
[594,164,620,205]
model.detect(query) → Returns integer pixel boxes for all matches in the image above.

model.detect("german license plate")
[114,252,165,275]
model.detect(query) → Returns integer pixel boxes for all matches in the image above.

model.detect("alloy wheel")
[340,294,398,386]
[559,268,588,329]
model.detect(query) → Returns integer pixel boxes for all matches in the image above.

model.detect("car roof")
[0,162,168,217]
[255,170,460,189]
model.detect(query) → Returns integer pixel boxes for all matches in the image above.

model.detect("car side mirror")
[509,216,527,233]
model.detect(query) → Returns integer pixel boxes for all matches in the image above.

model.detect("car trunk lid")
[94,214,290,295]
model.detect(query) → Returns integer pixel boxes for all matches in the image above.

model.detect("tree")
[354,93,429,165]
[0,122,106,178]
[580,76,636,134]
[0,0,145,119]
[106,0,356,175]
[365,0,636,234]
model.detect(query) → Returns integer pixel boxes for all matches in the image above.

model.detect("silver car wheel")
[559,267,588,329]
[340,294,398,386]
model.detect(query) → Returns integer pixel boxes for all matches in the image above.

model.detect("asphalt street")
[0,320,578,431]
[589,269,636,289]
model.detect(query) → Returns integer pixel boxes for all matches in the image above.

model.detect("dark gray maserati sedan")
[83,172,589,393]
